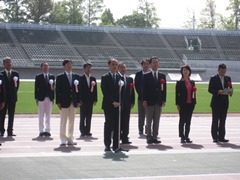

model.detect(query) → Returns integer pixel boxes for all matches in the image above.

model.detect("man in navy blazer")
[118,62,135,144]
[56,59,81,146]
[208,64,233,143]
[0,57,19,136]
[143,57,166,144]
[79,62,97,137]
[101,59,122,152]
[35,62,55,137]
[134,59,150,135]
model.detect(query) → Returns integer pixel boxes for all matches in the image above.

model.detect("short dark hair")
[140,58,149,65]
[218,63,227,70]
[180,65,192,77]
[108,58,118,65]
[3,57,11,63]
[62,59,72,66]
[83,62,92,69]
[149,56,159,64]
[40,62,48,68]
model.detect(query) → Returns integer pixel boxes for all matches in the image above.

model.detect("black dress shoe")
[8,133,16,136]
[104,147,111,152]
[186,138,193,143]
[44,132,51,137]
[139,131,143,135]
[86,133,92,136]
[39,132,45,137]
[80,134,86,137]
[147,139,153,144]
[152,139,161,144]
[219,139,229,143]
[181,138,186,143]
[213,139,219,143]
[0,133,4,137]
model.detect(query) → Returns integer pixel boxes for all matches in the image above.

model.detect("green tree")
[137,0,160,27]
[198,0,216,29]
[183,9,197,29]
[68,0,84,24]
[26,0,54,23]
[83,0,104,26]
[50,0,69,24]
[100,8,114,26]
[116,12,148,27]
[0,0,28,22]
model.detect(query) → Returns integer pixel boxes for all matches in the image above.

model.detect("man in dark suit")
[0,57,19,136]
[101,59,122,152]
[118,62,135,144]
[143,57,166,144]
[208,64,233,143]
[0,72,6,144]
[35,62,55,137]
[79,62,97,137]
[135,59,150,135]
[56,59,81,146]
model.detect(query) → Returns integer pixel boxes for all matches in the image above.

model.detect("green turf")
[16,82,240,114]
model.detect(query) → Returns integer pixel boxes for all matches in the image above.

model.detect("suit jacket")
[0,74,6,103]
[208,74,232,109]
[80,75,97,104]
[56,72,81,108]
[120,76,135,110]
[142,71,167,106]
[1,70,19,102]
[176,80,196,106]
[35,73,55,101]
[101,72,121,110]
[134,70,144,100]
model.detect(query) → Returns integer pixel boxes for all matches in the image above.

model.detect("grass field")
[16,82,240,114]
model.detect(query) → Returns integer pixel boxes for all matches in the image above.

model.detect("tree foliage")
[198,0,216,29]
[0,0,28,22]
[83,0,104,26]
[100,8,114,26]
[116,11,148,27]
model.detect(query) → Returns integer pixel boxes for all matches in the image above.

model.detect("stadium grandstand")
[0,23,240,81]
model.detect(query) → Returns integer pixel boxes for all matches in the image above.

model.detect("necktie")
[154,72,157,83]
[7,71,11,81]
[113,74,116,85]
[45,74,48,85]
[68,73,72,86]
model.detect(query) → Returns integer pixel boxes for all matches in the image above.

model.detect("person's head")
[149,56,159,71]
[83,62,92,75]
[141,58,150,72]
[118,62,126,76]
[41,62,49,74]
[180,65,192,79]
[3,57,12,71]
[108,58,118,73]
[62,59,73,73]
[218,63,227,77]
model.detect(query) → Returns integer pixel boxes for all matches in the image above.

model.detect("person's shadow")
[146,144,173,151]
[103,151,129,162]
[217,142,240,149]
[32,136,53,142]
[76,136,98,142]
[181,143,204,149]
[53,145,81,153]
[0,136,15,144]
[121,144,138,150]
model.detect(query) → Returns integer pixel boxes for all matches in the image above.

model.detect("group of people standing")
[0,56,233,151]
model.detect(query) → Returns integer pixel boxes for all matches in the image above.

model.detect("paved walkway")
[0,114,240,180]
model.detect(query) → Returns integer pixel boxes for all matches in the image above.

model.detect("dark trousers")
[211,105,228,140]
[179,104,194,139]
[138,99,146,132]
[80,102,93,135]
[103,107,119,149]
[120,107,131,142]
[0,100,16,135]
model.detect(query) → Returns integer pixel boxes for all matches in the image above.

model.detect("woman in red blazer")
[176,65,196,143]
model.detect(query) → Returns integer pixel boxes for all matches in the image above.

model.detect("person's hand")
[57,103,62,110]
[131,104,134,109]
[177,105,180,112]
[0,103,4,110]
[162,102,166,107]
[229,91,233,96]
[93,101,97,106]
[112,102,120,107]
[143,101,147,108]
[36,99,38,106]
[218,90,224,95]
[77,103,81,108]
